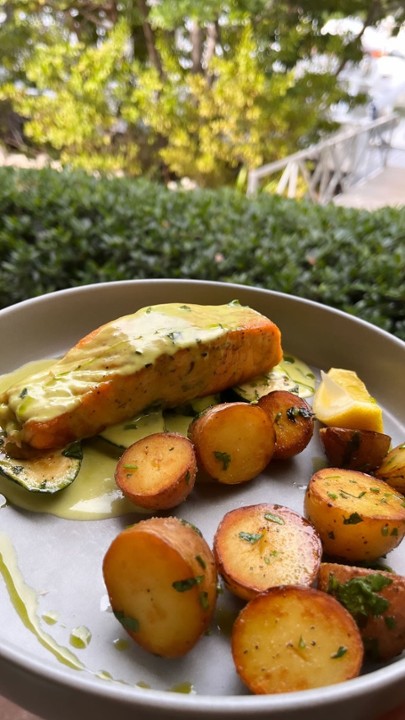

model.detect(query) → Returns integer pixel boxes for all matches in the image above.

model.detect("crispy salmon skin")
[0,301,282,450]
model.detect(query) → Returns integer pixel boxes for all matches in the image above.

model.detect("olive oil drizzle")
[0,532,84,670]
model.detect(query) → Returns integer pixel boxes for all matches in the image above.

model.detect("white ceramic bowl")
[0,279,403,720]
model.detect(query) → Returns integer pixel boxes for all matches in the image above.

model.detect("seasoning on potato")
[318,562,405,661]
[231,585,364,694]
[304,468,405,562]
[188,402,276,484]
[213,503,322,601]
[115,432,197,510]
[319,427,391,472]
[257,390,314,459]
[102,516,217,658]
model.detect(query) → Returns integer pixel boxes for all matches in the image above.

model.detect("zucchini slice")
[99,410,165,449]
[0,434,82,493]
[163,394,220,436]
[234,356,315,402]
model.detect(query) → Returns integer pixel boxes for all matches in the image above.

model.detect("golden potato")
[375,442,405,494]
[114,432,197,510]
[318,562,405,661]
[213,503,322,601]
[231,585,364,694]
[319,427,391,472]
[257,390,314,459]
[102,516,217,658]
[188,402,275,484]
[304,468,405,562]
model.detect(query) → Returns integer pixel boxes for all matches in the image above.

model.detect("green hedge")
[0,167,404,340]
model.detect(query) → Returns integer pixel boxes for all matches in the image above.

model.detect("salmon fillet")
[0,302,282,450]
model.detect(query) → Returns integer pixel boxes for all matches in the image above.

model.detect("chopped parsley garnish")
[331,646,348,659]
[172,576,204,592]
[327,573,392,618]
[199,591,210,610]
[167,331,182,342]
[286,406,313,422]
[113,610,140,633]
[238,531,263,544]
[343,512,363,525]
[62,442,83,460]
[340,490,366,499]
[384,616,396,630]
[264,512,285,525]
[179,519,203,536]
[213,450,231,470]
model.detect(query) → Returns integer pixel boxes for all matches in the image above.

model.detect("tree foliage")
[0,1,404,185]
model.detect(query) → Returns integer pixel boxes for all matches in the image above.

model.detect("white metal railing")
[246,113,400,203]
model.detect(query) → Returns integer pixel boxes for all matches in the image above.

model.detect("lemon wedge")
[312,368,384,432]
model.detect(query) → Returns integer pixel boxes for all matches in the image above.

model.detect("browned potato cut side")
[115,432,197,510]
[258,390,314,459]
[304,468,405,562]
[188,402,275,485]
[318,562,405,661]
[213,503,322,601]
[319,427,391,472]
[231,585,363,694]
[102,516,217,658]
[375,442,405,494]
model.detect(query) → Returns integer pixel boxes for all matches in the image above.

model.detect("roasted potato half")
[318,562,405,661]
[103,516,217,658]
[375,442,405,494]
[231,585,363,694]
[304,468,405,562]
[319,427,391,472]
[115,432,197,510]
[213,503,322,601]
[257,390,314,459]
[188,402,275,484]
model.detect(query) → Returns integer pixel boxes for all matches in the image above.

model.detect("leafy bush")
[0,167,404,340]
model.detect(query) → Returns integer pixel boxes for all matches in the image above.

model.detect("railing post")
[246,170,259,197]
[246,113,399,201]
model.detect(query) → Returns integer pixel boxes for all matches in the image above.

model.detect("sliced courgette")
[168,394,220,417]
[163,394,220,436]
[163,411,193,436]
[0,434,83,493]
[99,409,165,449]
[234,356,316,402]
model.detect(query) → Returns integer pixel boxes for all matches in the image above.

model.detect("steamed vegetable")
[318,562,405,661]
[103,516,217,658]
[231,585,364,694]
[319,427,391,472]
[188,402,276,484]
[304,468,405,562]
[0,432,82,493]
[375,442,405,494]
[213,503,322,600]
[257,390,314,459]
[114,432,197,510]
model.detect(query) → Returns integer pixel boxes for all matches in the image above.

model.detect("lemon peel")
[313,368,384,432]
